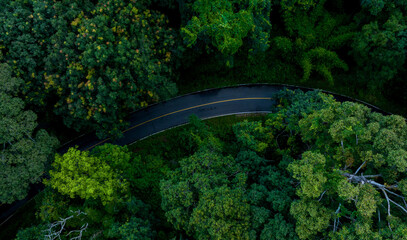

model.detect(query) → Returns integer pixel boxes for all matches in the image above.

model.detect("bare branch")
[318,190,327,202]
[90,230,103,240]
[43,210,87,240]
[388,198,407,215]
[343,172,407,217]
[363,175,381,178]
[44,215,74,240]
[333,204,341,232]
[381,188,391,216]
[67,223,88,240]
[382,188,405,199]
[354,161,366,175]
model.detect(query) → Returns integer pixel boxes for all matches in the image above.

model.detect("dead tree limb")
[342,172,407,216]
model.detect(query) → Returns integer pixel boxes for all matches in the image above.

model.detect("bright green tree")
[34,144,157,239]
[46,147,128,205]
[0,63,58,204]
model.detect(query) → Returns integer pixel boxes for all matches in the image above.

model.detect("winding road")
[0,84,388,227]
[58,84,388,153]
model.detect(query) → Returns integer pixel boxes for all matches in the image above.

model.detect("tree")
[18,192,157,240]
[351,6,407,91]
[0,0,180,138]
[15,224,48,240]
[0,0,95,108]
[161,117,298,239]
[46,147,128,205]
[108,216,155,240]
[33,144,157,239]
[180,0,272,58]
[268,89,407,239]
[272,0,355,84]
[0,63,58,204]
[54,0,179,138]
[160,140,251,239]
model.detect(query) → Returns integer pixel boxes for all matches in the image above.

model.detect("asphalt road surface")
[59,84,282,152]
[58,84,388,153]
[1,84,388,227]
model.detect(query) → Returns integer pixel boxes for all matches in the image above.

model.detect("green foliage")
[351,13,407,91]
[0,0,94,107]
[129,155,169,210]
[260,213,298,240]
[15,224,48,240]
[0,63,58,204]
[91,144,134,180]
[272,0,354,84]
[281,0,318,11]
[190,185,251,240]
[181,0,272,56]
[109,216,156,240]
[290,199,330,239]
[160,141,250,239]
[288,151,327,199]
[46,147,128,205]
[31,154,158,240]
[55,0,179,138]
[161,117,298,239]
[0,0,180,138]
[37,143,167,239]
[233,120,271,153]
[268,89,407,239]
[361,0,407,16]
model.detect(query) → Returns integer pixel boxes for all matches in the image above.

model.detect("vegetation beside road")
[1,0,407,239]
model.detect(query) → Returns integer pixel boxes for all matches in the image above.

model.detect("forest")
[0,0,407,239]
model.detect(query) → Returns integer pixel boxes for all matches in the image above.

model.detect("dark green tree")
[160,136,252,239]
[161,116,298,239]
[0,63,58,204]
[351,2,407,91]
[0,0,180,138]
[272,0,355,84]
[180,0,272,59]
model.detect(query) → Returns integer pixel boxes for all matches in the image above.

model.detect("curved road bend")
[59,84,389,153]
[59,84,283,152]
[1,84,389,226]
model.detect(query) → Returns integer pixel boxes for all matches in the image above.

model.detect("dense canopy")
[1,0,407,239]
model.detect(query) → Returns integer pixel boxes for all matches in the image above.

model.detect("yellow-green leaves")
[288,151,327,199]
[356,184,379,219]
[337,178,359,202]
[47,147,128,205]
[233,120,270,154]
[290,199,330,239]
